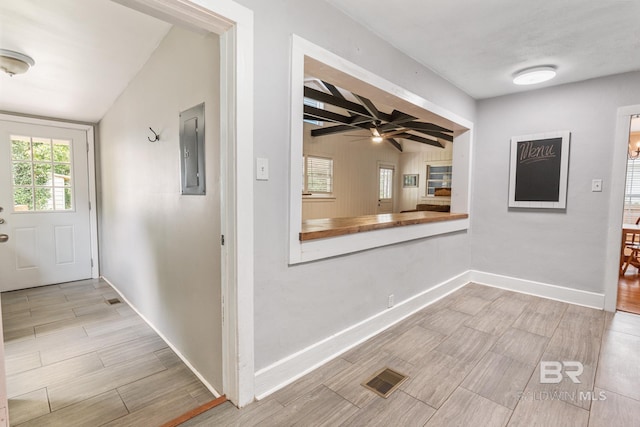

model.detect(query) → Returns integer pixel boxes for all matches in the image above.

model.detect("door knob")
[0,218,4,224]
[0,234,8,243]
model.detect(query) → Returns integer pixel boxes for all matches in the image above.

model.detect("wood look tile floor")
[183,283,640,427]
[6,281,640,426]
[1,279,216,426]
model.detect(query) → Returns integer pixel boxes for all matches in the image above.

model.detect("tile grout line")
[587,312,609,427]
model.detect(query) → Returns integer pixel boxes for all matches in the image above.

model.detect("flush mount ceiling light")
[0,49,35,76]
[513,66,557,86]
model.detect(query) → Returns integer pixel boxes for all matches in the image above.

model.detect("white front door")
[0,120,92,291]
[377,164,395,214]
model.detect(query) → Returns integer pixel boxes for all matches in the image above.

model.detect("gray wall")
[97,27,223,389]
[471,71,640,293]
[234,0,476,370]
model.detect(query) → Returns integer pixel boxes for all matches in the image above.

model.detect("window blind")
[624,158,640,222]
[306,156,333,193]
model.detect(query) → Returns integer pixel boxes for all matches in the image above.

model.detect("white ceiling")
[327,0,640,99]
[0,0,171,123]
[1,1,638,123]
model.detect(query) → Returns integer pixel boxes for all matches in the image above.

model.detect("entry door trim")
[0,113,99,279]
[377,162,396,214]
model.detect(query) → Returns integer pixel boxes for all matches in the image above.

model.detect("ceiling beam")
[396,133,445,148]
[349,115,375,125]
[321,81,344,99]
[304,81,453,146]
[304,105,353,124]
[412,129,454,142]
[389,109,417,124]
[310,124,355,137]
[386,138,403,152]
[304,86,372,117]
[354,94,382,121]
[378,122,454,142]
[402,121,453,134]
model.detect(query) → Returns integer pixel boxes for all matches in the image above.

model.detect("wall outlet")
[387,294,394,308]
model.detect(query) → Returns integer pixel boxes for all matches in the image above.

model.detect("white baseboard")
[253,270,472,399]
[468,270,605,309]
[254,269,606,400]
[105,267,606,403]
[100,276,222,398]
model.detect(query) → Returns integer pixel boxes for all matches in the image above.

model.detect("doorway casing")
[115,0,255,407]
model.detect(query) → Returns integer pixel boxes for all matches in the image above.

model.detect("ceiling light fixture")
[512,66,556,86]
[371,128,383,143]
[0,49,35,76]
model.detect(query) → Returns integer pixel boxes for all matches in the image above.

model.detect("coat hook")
[148,127,160,142]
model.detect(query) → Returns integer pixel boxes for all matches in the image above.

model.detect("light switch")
[256,158,269,180]
[591,179,602,192]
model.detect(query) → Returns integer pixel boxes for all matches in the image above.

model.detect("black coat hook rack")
[148,127,160,142]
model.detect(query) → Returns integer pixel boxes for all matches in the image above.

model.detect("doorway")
[618,114,640,314]
[0,0,254,409]
[112,0,254,407]
[0,118,98,292]
[377,163,395,214]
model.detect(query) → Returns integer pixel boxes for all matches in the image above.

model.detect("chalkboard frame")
[508,131,571,209]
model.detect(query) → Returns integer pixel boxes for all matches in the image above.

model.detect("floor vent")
[362,367,408,398]
[106,298,121,305]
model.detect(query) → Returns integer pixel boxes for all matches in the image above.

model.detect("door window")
[10,135,73,212]
[379,166,394,200]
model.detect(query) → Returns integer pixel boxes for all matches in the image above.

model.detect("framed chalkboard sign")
[508,131,570,208]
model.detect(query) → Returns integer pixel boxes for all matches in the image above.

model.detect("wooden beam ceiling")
[303,82,453,150]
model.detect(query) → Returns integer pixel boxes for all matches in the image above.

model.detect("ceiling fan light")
[0,49,35,76]
[372,136,383,143]
[513,66,556,85]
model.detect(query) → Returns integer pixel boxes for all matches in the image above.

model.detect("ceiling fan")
[345,128,412,144]
[303,80,454,152]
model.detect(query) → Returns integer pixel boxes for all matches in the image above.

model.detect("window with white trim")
[303,155,333,195]
[10,135,74,212]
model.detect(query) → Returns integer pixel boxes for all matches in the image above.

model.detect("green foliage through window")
[10,136,73,212]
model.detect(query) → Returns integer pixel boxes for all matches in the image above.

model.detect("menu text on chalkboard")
[515,137,562,202]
